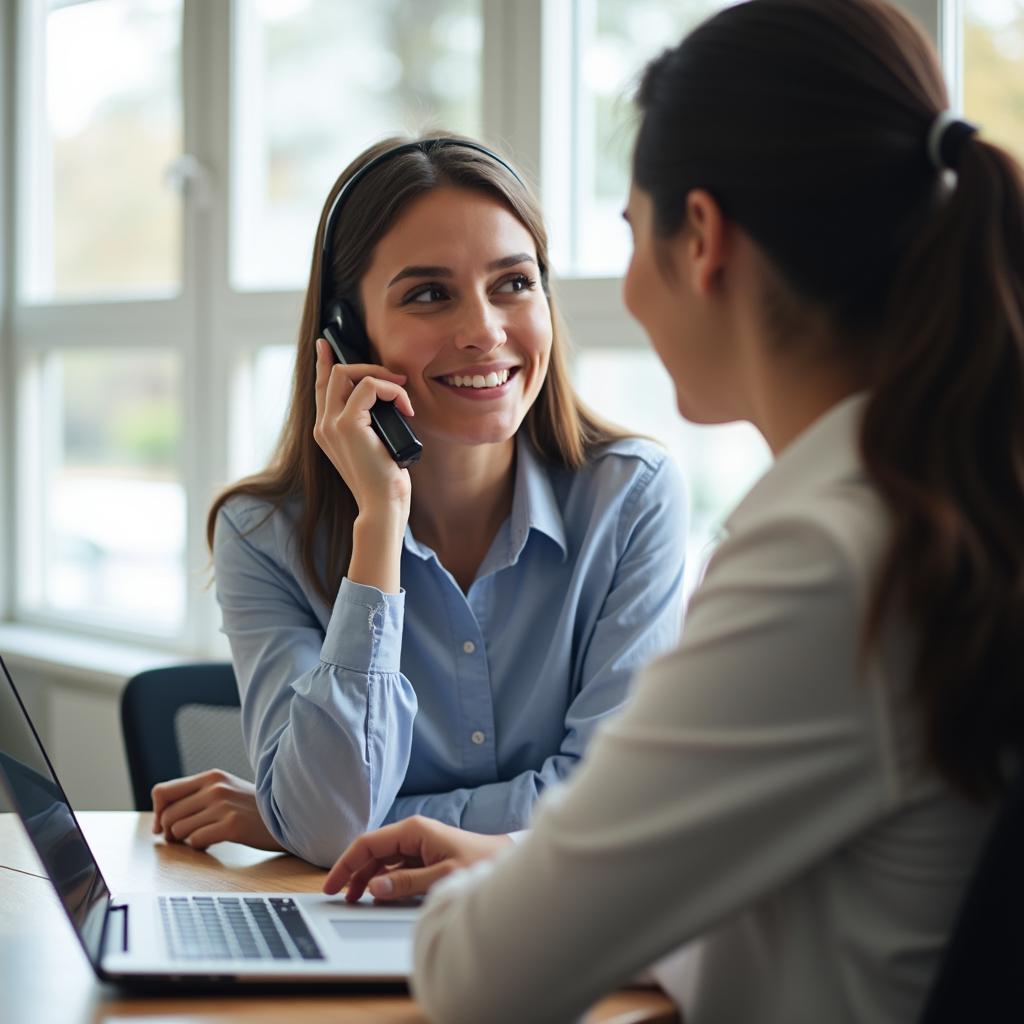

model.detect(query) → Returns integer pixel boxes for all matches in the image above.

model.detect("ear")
[682,189,728,297]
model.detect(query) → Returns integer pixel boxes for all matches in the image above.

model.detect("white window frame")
[0,0,957,663]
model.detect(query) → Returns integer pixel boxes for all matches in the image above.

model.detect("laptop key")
[245,898,291,960]
[270,898,325,960]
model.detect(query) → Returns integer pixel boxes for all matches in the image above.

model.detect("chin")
[425,419,521,449]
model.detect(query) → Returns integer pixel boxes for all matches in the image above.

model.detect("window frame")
[0,0,957,656]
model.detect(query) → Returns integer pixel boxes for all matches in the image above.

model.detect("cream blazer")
[410,394,991,1024]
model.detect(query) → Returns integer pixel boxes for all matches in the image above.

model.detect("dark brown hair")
[633,0,1024,799]
[207,133,627,605]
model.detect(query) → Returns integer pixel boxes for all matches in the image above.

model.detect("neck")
[408,436,517,580]
[747,346,866,456]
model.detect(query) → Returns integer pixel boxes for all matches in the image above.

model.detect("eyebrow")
[387,252,537,288]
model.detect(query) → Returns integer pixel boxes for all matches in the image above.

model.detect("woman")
[150,135,687,867]
[324,2,1024,1021]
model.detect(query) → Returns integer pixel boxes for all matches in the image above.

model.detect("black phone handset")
[321,298,423,469]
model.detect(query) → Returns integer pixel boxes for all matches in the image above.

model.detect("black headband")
[318,138,525,317]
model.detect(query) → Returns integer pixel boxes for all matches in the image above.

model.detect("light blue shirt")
[213,435,687,867]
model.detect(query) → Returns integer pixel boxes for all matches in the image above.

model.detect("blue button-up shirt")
[213,435,687,867]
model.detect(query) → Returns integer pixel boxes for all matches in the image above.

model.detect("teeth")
[445,368,511,389]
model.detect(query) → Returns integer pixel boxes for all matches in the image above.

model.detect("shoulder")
[577,437,687,514]
[213,492,303,563]
[716,472,890,610]
[545,437,687,555]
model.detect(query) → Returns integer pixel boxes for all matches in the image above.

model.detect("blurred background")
[0,0,1020,806]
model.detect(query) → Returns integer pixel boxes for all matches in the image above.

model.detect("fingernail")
[369,876,394,898]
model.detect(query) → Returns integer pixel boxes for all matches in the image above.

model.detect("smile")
[440,368,514,390]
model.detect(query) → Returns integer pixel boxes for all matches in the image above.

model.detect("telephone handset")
[321,300,423,469]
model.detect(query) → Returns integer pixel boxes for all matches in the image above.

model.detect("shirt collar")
[508,432,568,562]
[725,391,869,537]
[403,432,567,563]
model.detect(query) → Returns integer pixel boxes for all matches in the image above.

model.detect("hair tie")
[926,111,979,171]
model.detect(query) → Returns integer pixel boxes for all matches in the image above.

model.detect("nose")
[453,294,506,353]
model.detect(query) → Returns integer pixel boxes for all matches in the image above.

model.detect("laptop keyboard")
[159,896,325,961]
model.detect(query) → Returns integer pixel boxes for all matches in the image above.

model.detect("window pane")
[33,350,185,634]
[232,344,296,478]
[963,0,1024,167]
[24,0,184,302]
[232,0,482,292]
[574,350,770,596]
[570,0,729,277]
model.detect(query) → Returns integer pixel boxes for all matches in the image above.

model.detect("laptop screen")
[0,655,111,968]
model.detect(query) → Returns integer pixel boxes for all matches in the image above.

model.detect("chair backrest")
[120,662,251,811]
[917,768,1024,1022]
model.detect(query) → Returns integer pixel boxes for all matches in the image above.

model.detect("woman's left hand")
[323,816,512,902]
[151,770,285,852]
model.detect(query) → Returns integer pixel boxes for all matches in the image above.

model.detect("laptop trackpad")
[330,919,410,943]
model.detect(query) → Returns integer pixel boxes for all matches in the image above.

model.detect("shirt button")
[462,640,476,654]
[471,730,486,745]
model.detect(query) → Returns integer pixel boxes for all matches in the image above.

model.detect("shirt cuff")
[506,830,530,845]
[322,578,405,674]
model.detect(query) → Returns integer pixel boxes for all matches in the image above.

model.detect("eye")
[494,273,536,295]
[403,283,450,305]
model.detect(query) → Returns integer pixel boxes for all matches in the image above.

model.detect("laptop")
[0,653,417,990]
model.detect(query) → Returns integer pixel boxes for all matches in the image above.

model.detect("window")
[554,0,729,278]
[14,0,188,643]
[962,0,1024,166]
[231,0,482,292]
[22,0,184,303]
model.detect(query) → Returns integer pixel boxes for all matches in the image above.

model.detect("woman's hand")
[323,816,512,902]
[314,339,414,593]
[150,770,285,852]
[313,338,414,518]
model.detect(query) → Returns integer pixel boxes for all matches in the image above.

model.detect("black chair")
[918,768,1024,1022]
[120,662,252,811]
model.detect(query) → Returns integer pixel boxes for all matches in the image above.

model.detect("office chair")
[120,662,252,811]
[917,767,1024,1022]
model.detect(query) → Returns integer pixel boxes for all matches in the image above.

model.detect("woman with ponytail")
[323,3,1024,1021]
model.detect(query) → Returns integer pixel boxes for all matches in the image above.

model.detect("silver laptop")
[0,653,416,989]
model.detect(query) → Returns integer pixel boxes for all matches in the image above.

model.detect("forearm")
[235,579,417,866]
[254,663,417,866]
[348,510,406,594]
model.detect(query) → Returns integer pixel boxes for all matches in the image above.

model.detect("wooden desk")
[0,812,679,1024]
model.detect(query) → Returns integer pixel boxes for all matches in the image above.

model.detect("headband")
[319,137,525,314]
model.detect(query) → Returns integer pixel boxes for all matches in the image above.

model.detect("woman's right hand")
[151,770,285,852]
[323,816,512,902]
[313,338,415,518]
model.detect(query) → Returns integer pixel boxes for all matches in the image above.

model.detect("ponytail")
[862,140,1024,798]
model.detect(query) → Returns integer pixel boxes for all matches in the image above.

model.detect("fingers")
[164,805,221,847]
[368,860,458,902]
[174,820,230,851]
[152,770,250,843]
[323,365,414,423]
[343,856,414,904]
[151,772,211,833]
[323,820,422,895]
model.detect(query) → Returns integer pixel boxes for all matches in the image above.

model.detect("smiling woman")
[148,134,688,868]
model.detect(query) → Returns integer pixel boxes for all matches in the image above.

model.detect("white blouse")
[409,394,992,1024]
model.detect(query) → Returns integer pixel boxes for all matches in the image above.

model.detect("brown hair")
[633,0,1024,799]
[208,133,627,605]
